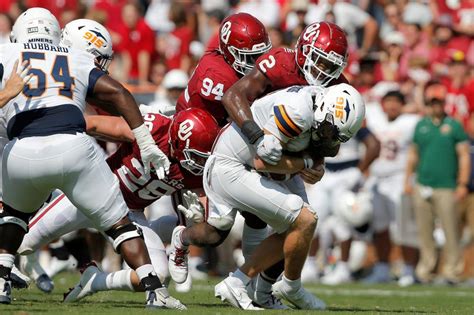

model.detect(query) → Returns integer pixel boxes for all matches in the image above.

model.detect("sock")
[256,273,274,293]
[282,275,301,292]
[91,269,134,292]
[232,268,251,286]
[136,264,162,290]
[242,223,267,262]
[402,264,415,277]
[0,254,14,280]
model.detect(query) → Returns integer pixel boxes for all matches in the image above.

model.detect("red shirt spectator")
[165,25,194,70]
[26,0,79,25]
[93,0,128,34]
[117,3,155,82]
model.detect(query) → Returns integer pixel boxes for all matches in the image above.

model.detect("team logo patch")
[440,124,451,134]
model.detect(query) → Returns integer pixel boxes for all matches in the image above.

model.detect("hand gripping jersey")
[0,42,100,139]
[106,112,202,210]
[368,113,419,177]
[256,47,348,93]
[213,85,316,166]
[176,50,239,126]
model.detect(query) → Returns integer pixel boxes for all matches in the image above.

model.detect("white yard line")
[190,284,474,297]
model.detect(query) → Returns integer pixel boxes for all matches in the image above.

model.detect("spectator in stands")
[305,0,378,59]
[283,0,309,46]
[442,51,474,134]
[375,31,404,82]
[161,2,194,72]
[398,20,430,81]
[379,3,403,39]
[200,9,225,51]
[117,3,155,84]
[236,0,280,28]
[405,81,471,284]
[145,69,189,116]
[0,13,12,45]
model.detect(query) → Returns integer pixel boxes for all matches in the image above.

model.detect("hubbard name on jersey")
[213,85,316,167]
[0,42,101,139]
[107,112,202,210]
[176,50,239,126]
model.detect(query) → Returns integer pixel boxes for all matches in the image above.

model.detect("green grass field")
[1,272,474,314]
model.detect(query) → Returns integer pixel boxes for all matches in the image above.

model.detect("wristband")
[241,120,264,144]
[132,123,154,148]
[303,154,314,169]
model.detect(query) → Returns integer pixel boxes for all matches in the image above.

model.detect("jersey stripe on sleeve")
[273,105,302,138]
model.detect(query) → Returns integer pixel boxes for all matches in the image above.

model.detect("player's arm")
[87,72,170,177]
[0,60,32,108]
[455,141,470,201]
[253,153,315,174]
[85,115,134,143]
[404,144,419,194]
[222,67,271,143]
[358,128,381,174]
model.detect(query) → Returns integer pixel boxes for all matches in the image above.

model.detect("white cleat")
[272,279,326,310]
[247,278,289,309]
[168,226,189,284]
[215,273,263,310]
[63,262,100,302]
[20,254,54,293]
[175,273,192,293]
[45,256,77,278]
[321,262,352,285]
[301,259,320,284]
[0,277,12,304]
[146,287,187,310]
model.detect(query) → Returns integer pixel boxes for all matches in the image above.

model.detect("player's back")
[0,42,98,139]
[175,50,239,126]
[107,111,202,210]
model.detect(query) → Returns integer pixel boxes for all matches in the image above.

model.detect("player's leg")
[0,137,58,304]
[206,159,323,309]
[60,133,184,309]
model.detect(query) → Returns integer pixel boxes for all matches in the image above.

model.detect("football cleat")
[321,262,352,285]
[247,277,289,309]
[146,287,187,310]
[0,277,12,304]
[63,262,100,302]
[36,274,54,293]
[362,263,391,284]
[272,279,326,310]
[175,273,192,293]
[10,265,30,289]
[19,254,54,293]
[215,273,263,310]
[168,226,189,284]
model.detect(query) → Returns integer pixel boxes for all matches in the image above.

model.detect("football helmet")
[334,190,373,228]
[10,7,61,45]
[219,13,272,75]
[295,22,348,86]
[60,19,113,72]
[169,108,220,176]
[312,83,365,144]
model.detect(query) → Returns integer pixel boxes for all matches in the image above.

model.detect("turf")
[1,273,474,314]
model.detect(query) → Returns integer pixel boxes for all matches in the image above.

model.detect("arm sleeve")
[453,120,469,144]
[355,126,372,141]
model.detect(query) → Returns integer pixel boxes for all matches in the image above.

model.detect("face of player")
[382,96,403,121]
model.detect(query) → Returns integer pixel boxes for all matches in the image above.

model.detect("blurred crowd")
[1,0,473,286]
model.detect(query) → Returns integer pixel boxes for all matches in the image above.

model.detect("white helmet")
[11,7,60,45]
[60,19,113,71]
[312,83,365,143]
[334,190,373,228]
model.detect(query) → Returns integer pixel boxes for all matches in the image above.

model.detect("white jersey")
[213,85,316,166]
[0,42,97,125]
[368,112,419,177]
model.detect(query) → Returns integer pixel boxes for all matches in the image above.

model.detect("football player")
[169,21,350,308]
[207,83,365,309]
[0,9,180,309]
[0,60,32,107]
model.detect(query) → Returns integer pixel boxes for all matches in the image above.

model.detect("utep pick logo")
[178,119,194,146]
[334,97,351,124]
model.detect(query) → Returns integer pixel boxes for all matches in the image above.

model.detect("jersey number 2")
[22,52,75,99]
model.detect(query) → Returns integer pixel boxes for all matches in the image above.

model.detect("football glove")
[177,191,204,223]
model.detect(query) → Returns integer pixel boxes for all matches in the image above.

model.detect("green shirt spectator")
[413,116,468,188]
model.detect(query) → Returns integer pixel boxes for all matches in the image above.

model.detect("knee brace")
[0,204,31,232]
[106,223,143,252]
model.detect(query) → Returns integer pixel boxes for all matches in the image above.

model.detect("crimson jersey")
[106,113,202,210]
[256,47,348,93]
[176,50,240,126]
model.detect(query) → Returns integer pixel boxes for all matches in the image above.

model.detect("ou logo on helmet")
[303,23,321,42]
[178,119,194,147]
[221,21,232,45]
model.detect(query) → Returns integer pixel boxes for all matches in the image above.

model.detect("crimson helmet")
[219,13,272,75]
[295,22,348,86]
[169,108,220,176]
